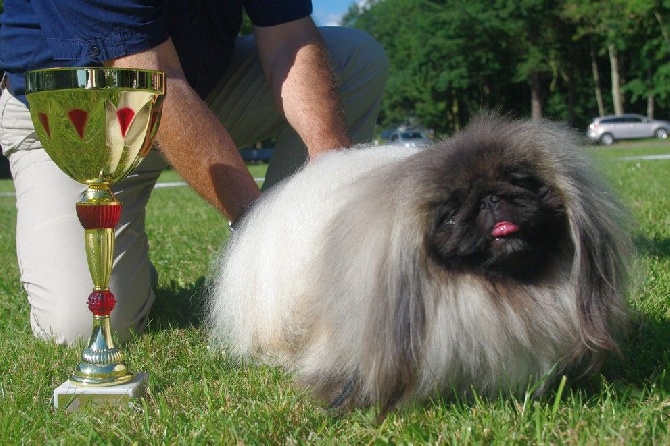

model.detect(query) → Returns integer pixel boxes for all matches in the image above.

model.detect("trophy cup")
[24,67,165,410]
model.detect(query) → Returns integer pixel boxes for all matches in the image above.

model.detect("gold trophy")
[25,67,165,410]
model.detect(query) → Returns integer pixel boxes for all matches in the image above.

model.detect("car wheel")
[655,128,668,139]
[599,133,614,145]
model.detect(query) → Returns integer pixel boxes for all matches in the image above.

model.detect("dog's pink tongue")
[492,221,520,237]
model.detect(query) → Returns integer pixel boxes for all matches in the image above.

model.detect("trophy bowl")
[25,67,165,391]
[25,67,164,184]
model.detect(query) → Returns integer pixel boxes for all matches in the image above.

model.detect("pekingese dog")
[206,114,632,416]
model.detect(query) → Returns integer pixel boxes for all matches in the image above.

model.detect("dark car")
[587,114,670,145]
[239,147,273,164]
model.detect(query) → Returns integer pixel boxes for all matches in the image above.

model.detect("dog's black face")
[425,143,569,282]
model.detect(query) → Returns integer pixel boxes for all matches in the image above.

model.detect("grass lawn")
[0,144,669,444]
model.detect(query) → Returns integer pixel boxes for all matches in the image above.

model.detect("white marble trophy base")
[53,372,148,411]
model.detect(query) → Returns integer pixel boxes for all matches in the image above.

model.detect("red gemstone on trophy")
[87,289,116,316]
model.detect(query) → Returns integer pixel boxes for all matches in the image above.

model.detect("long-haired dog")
[206,114,632,416]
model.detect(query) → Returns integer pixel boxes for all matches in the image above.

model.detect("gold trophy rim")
[25,66,165,95]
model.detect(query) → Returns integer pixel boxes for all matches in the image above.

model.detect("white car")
[587,114,670,145]
[388,128,431,147]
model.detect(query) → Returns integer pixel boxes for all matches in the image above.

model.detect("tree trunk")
[590,39,605,116]
[647,69,655,118]
[451,97,462,131]
[654,10,670,53]
[530,72,542,120]
[566,71,576,127]
[608,43,624,115]
[446,95,460,133]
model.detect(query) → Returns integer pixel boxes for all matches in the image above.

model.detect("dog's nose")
[480,194,500,210]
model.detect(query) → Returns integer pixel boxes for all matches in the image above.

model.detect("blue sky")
[311,0,358,26]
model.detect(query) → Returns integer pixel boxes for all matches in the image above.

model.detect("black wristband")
[228,203,253,232]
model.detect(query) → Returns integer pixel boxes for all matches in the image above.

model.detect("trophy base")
[53,372,148,412]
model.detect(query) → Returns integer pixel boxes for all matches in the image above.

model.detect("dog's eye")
[510,171,547,195]
[436,204,459,228]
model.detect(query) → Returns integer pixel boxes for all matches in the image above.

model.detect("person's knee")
[322,27,389,86]
[351,28,390,83]
[29,297,93,345]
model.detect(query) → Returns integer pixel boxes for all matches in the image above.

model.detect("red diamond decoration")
[68,108,88,138]
[116,107,135,137]
[38,112,51,138]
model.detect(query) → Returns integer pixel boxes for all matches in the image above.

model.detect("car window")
[401,132,425,139]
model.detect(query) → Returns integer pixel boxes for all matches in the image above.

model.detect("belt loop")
[0,73,10,96]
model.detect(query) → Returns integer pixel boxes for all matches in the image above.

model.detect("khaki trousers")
[1,27,388,344]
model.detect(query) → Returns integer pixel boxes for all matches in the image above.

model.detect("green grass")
[1,145,669,444]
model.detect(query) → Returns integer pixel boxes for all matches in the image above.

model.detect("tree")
[344,0,670,133]
[561,0,638,115]
[345,0,520,133]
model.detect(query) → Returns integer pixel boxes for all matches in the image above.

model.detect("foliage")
[239,9,253,36]
[0,146,670,443]
[344,0,670,135]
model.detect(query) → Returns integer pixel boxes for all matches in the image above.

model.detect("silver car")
[587,113,670,145]
[388,128,431,147]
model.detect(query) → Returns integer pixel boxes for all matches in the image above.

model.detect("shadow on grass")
[613,312,670,388]
[613,234,670,386]
[634,234,670,259]
[145,276,208,331]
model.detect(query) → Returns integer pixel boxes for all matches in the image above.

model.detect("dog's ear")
[568,184,631,370]
[372,242,428,417]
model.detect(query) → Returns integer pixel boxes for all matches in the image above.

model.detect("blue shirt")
[0,0,313,105]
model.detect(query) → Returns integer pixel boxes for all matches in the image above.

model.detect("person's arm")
[254,17,352,158]
[104,39,260,222]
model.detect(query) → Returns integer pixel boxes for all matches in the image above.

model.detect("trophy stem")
[70,181,132,386]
